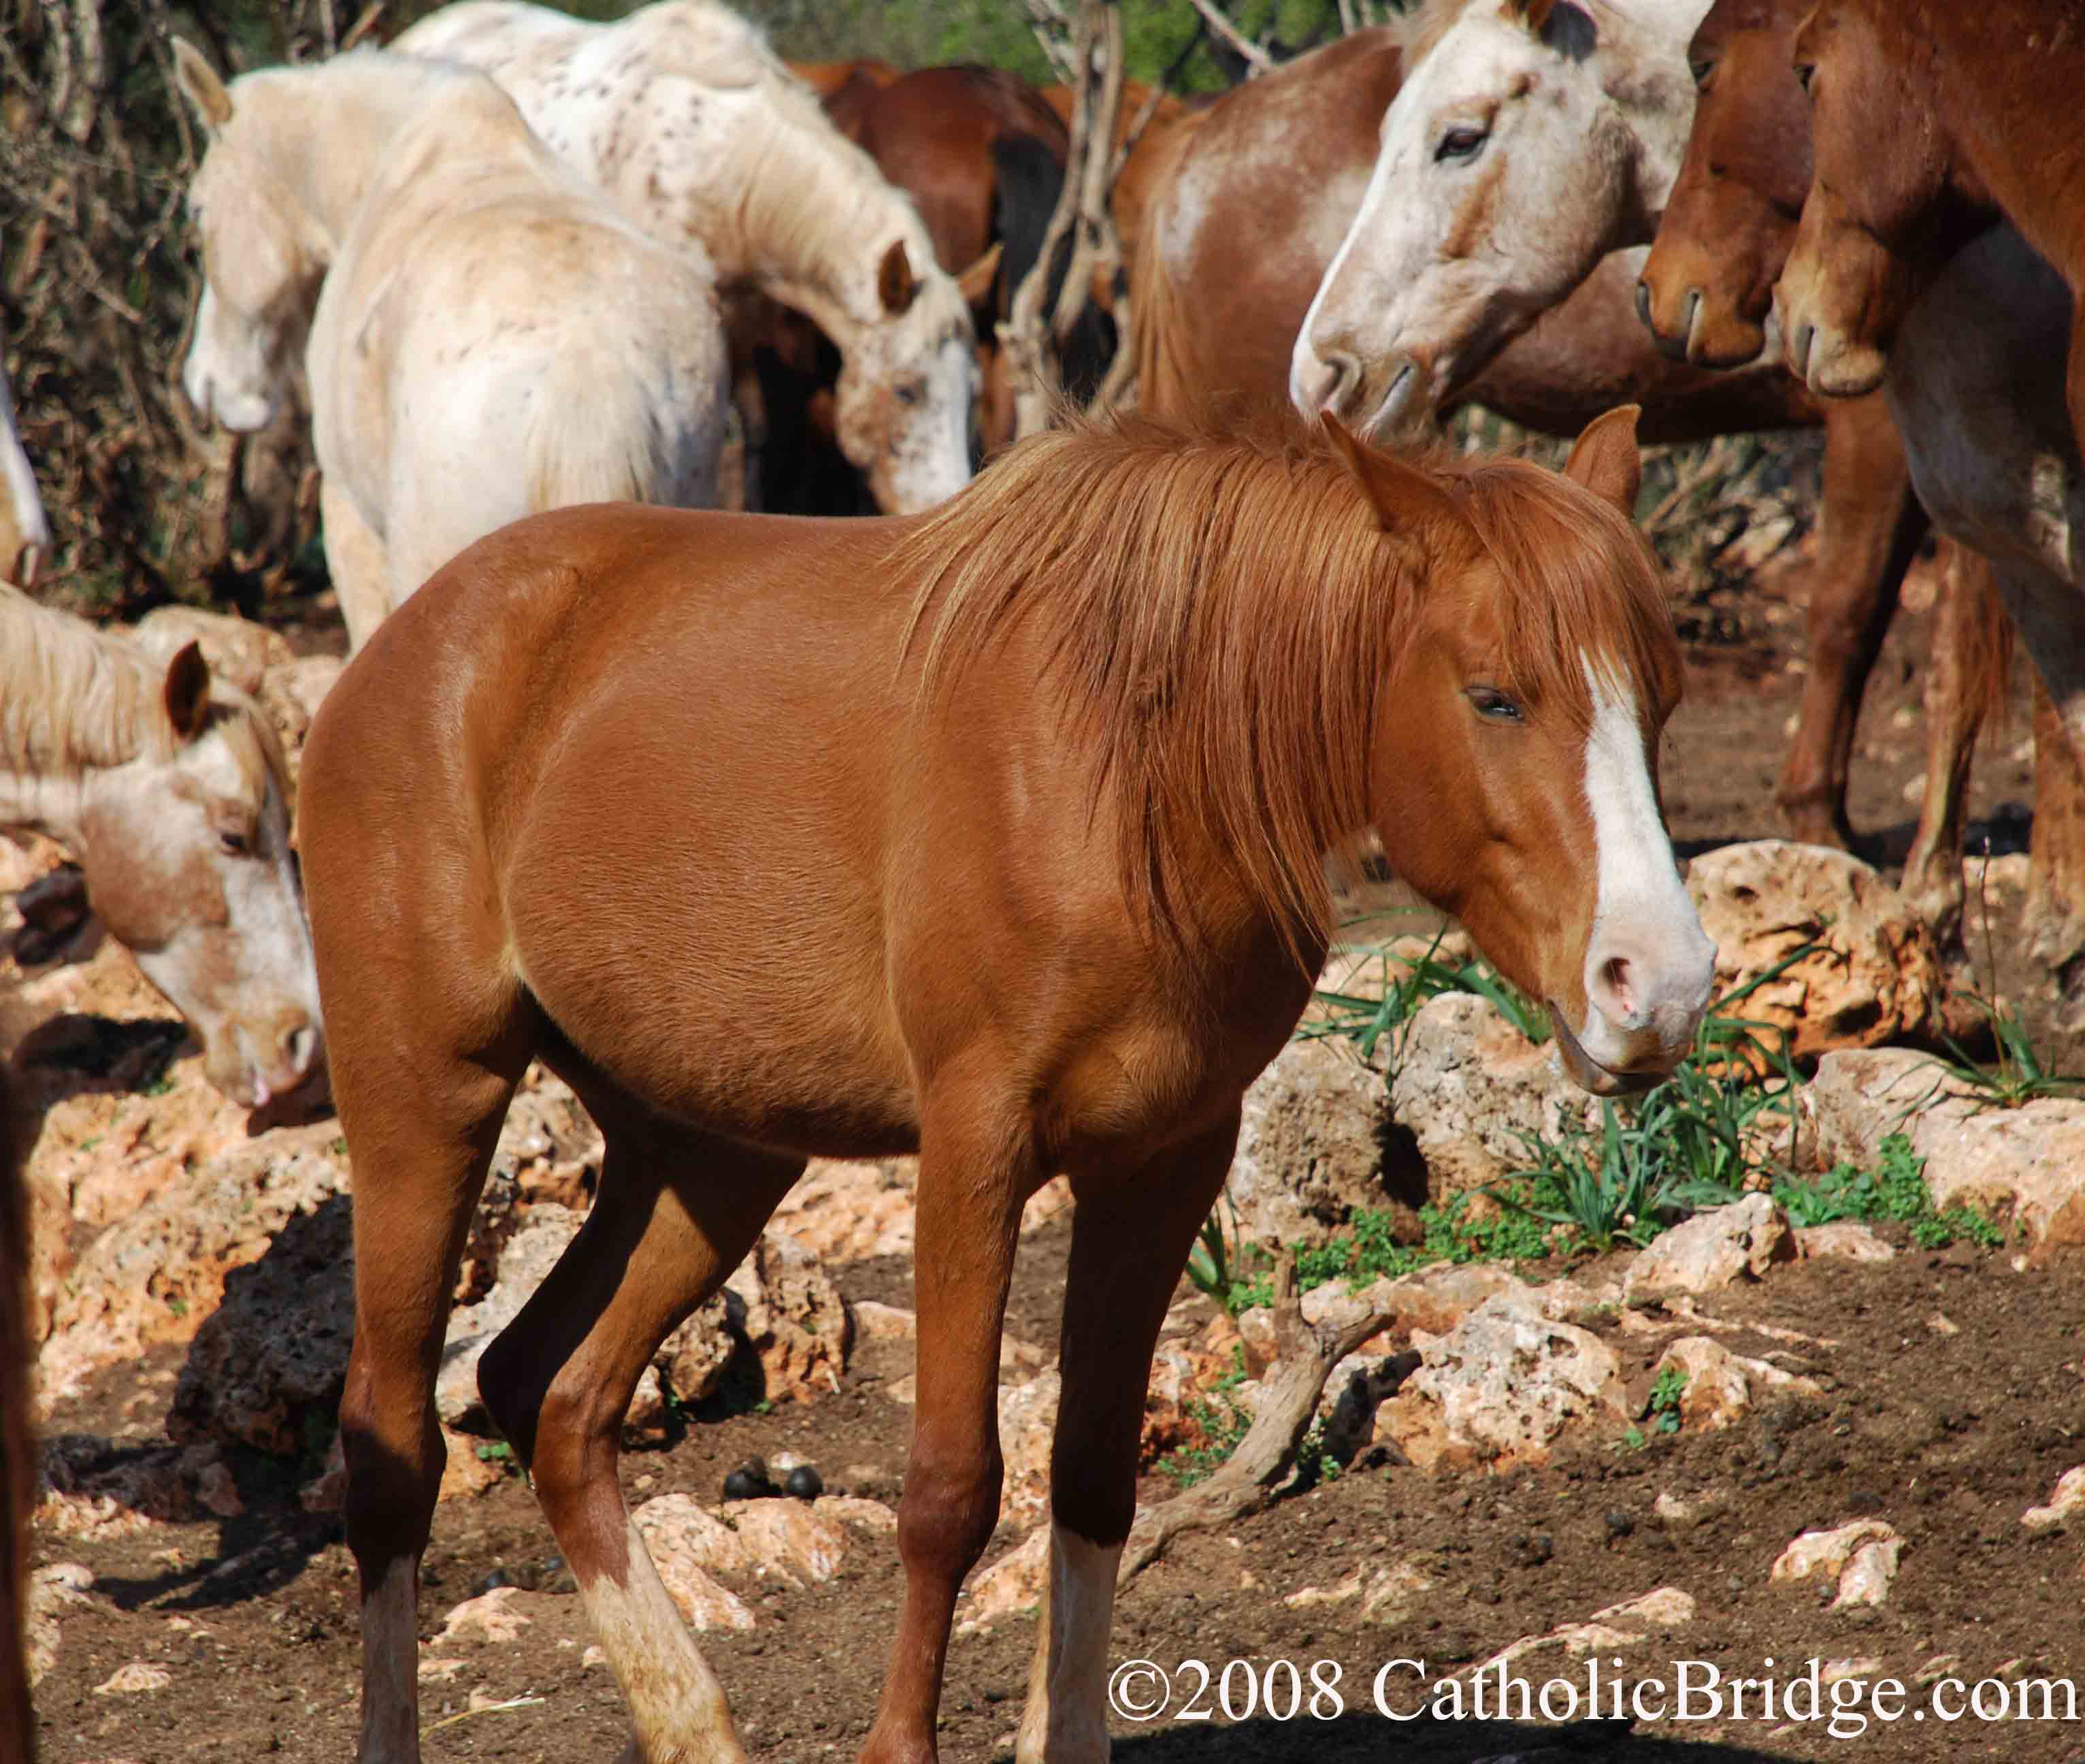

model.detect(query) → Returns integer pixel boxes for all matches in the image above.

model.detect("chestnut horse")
[1128,21,1982,877]
[1635,0,2027,934]
[301,405,1714,1764]
[0,360,49,588]
[1770,0,2085,993]
[0,585,323,1108]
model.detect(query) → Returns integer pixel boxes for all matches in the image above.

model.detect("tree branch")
[1186,0,1275,76]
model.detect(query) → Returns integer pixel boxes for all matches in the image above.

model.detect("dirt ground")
[26,551,2085,1763]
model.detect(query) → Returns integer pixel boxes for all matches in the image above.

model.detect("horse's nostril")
[1598,954,1637,1019]
[1634,279,1654,329]
[285,1024,318,1073]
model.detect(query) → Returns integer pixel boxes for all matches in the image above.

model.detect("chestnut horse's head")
[1637,0,1811,366]
[1290,0,1701,438]
[1772,0,1949,399]
[1344,407,1715,1088]
[173,41,325,434]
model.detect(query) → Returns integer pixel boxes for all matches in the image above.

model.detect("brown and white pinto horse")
[1635,0,2026,931]
[1128,21,1975,871]
[1771,0,2085,992]
[301,406,1713,1764]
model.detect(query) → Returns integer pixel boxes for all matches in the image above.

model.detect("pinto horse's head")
[72,640,327,1113]
[172,39,323,434]
[1638,0,1813,368]
[834,238,986,514]
[1290,0,1694,438]
[1771,0,1948,399]
[1337,406,1716,1091]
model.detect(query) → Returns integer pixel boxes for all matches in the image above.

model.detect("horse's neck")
[1593,0,1709,220]
[1941,33,2085,295]
[0,764,87,847]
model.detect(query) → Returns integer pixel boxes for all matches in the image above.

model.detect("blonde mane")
[900,408,1677,947]
[588,2,946,301]
[1396,0,1490,66]
[0,586,291,802]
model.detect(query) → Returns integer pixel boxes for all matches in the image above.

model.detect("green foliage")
[1645,1362,1687,1435]
[1184,1198,1251,1312]
[1155,1352,1253,1487]
[1773,1134,2004,1250]
[1301,927,1550,1070]
[1917,998,2085,1113]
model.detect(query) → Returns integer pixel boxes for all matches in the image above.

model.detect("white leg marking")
[1016,1524,1122,1764]
[584,1518,749,1764]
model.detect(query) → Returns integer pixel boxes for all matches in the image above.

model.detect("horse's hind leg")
[1776,393,1925,851]
[1016,1114,1240,1764]
[334,1022,533,1764]
[475,1106,801,1764]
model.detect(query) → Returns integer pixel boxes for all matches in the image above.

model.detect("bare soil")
[28,557,2085,1763]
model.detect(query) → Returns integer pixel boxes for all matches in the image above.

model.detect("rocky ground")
[14,546,2085,1763]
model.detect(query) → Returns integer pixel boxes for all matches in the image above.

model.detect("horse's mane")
[619,2,951,303]
[0,587,291,802]
[1396,0,1489,66]
[900,406,1676,951]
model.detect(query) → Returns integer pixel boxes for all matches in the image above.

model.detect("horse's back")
[301,504,921,1145]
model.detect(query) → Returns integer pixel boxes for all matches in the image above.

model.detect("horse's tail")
[1126,172,1190,419]
[523,335,701,514]
[991,132,1068,321]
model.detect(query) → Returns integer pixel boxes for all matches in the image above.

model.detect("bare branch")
[1117,1256,1405,1582]
[1186,0,1275,76]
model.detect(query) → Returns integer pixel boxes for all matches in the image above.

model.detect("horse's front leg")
[859,1100,1034,1764]
[1017,1111,1241,1764]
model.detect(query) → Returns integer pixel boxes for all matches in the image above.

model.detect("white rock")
[1377,1296,1629,1470]
[1226,1037,1396,1243]
[2023,1465,2085,1531]
[1795,1221,1897,1262]
[92,1661,172,1695]
[998,1369,1061,1526]
[1650,1337,1824,1431]
[1624,1195,1796,1302]
[1772,1520,1899,1586]
[959,1528,1050,1631]
[1831,1538,1901,1609]
[629,1500,757,1633]
[433,1587,534,1646]
[717,1498,853,1586]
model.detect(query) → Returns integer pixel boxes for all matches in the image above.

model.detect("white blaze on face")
[1575,656,1716,1070]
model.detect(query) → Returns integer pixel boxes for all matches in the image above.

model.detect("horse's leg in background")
[1,1048,33,1763]
[321,921,534,1764]
[474,1105,801,1764]
[320,478,393,656]
[1776,393,1927,851]
[2026,673,2085,1002]
[1901,541,2012,939]
[860,1096,1033,1764]
[1016,1115,1239,1764]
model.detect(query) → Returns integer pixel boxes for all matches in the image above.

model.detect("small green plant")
[475,1440,514,1465]
[1302,927,1550,1070]
[1917,998,2085,1114]
[1185,1199,1261,1315]
[1156,1357,1255,1488]
[1773,1134,2003,1250]
[1645,1363,1688,1437]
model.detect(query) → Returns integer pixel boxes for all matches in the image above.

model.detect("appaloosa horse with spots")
[396,0,987,515]
[301,404,1714,1764]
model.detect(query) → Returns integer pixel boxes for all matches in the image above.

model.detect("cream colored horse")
[0,585,323,1108]
[174,43,730,653]
[1292,0,1708,434]
[394,0,981,514]
[0,361,50,587]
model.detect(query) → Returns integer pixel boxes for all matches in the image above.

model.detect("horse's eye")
[218,828,252,857]
[1794,61,1815,95]
[1690,56,1717,91]
[1436,126,1489,163]
[1467,686,1524,723]
[895,380,923,407]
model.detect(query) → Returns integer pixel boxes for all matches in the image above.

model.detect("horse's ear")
[954,241,1002,310]
[1322,412,1460,535]
[1503,0,1596,59]
[163,641,212,742]
[1564,404,1643,517]
[878,239,921,316]
[171,37,234,133]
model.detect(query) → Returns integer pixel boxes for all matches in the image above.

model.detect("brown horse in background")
[1769,0,2085,990]
[301,404,1714,1764]
[1636,0,2029,932]
[1130,21,2004,892]
[2,994,33,1763]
